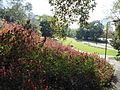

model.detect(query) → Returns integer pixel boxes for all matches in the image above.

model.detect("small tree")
[39,15,68,40]
[88,21,104,42]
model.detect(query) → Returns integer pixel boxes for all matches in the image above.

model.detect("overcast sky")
[27,0,116,28]
[89,0,115,21]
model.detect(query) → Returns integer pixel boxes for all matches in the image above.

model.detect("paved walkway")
[107,58,120,90]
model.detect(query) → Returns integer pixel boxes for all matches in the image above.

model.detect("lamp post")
[104,20,118,60]
[104,22,110,60]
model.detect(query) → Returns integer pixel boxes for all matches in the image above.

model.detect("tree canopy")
[76,20,104,41]
[88,21,104,40]
[0,0,32,23]
[49,0,96,27]
[39,15,68,38]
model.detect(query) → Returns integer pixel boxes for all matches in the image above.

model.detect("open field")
[59,37,117,56]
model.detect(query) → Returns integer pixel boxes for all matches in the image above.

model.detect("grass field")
[59,37,117,56]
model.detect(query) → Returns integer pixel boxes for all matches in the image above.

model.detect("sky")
[27,0,116,28]
[89,0,115,21]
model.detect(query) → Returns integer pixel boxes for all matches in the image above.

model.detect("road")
[81,41,115,50]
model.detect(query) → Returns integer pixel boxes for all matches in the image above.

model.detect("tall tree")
[76,21,104,41]
[88,21,104,41]
[0,0,32,23]
[49,0,96,27]
[76,28,88,40]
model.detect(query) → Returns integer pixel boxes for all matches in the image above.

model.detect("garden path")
[106,58,120,90]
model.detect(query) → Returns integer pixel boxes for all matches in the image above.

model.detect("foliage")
[0,0,32,23]
[109,0,120,56]
[0,21,43,90]
[42,38,114,89]
[39,20,53,37]
[0,20,42,59]
[110,0,120,56]
[76,21,104,41]
[39,15,68,38]
[76,28,89,40]
[111,28,120,56]
[49,0,96,27]
[88,21,104,41]
[116,57,120,61]
[0,21,114,90]
[66,28,77,38]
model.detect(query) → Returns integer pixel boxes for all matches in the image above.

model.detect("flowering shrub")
[0,21,114,90]
[41,38,114,89]
[0,21,43,90]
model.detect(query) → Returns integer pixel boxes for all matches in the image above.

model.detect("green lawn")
[59,37,117,56]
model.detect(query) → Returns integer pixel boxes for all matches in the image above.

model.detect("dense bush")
[0,21,114,90]
[42,39,114,89]
[0,21,44,90]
